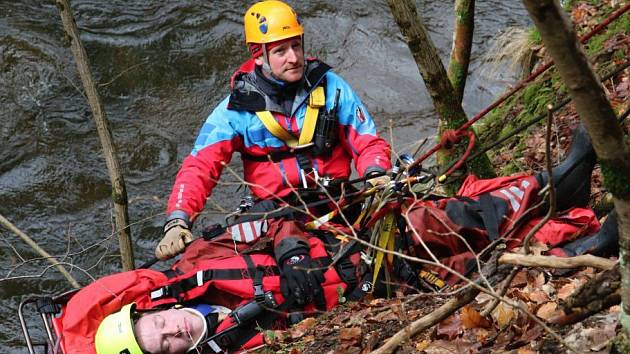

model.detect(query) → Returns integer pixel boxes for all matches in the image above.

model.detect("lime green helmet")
[95,303,143,354]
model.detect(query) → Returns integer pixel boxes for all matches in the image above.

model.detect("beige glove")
[155,219,194,260]
[367,174,391,187]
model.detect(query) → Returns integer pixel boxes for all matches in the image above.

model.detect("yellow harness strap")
[255,86,325,148]
[371,212,396,287]
[255,111,299,147]
[300,86,324,145]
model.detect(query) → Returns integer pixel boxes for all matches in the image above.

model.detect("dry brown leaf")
[372,309,398,322]
[492,302,515,328]
[473,328,490,342]
[510,270,529,287]
[609,305,621,314]
[424,338,480,353]
[265,330,285,344]
[532,271,546,289]
[557,282,577,300]
[461,305,491,329]
[577,267,595,277]
[289,317,317,339]
[436,314,462,340]
[536,302,559,320]
[542,283,556,297]
[339,327,362,341]
[511,289,531,302]
[517,347,537,354]
[415,340,429,351]
[572,7,589,23]
[369,298,386,306]
[528,290,550,304]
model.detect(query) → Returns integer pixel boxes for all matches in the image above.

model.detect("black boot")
[547,211,619,257]
[535,124,598,211]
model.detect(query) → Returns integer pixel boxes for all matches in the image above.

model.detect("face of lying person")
[134,308,204,354]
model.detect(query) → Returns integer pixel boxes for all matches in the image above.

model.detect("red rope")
[406,3,630,176]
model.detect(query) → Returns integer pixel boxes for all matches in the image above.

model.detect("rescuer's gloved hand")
[156,219,193,260]
[279,253,326,307]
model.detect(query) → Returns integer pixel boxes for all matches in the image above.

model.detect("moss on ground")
[584,6,630,56]
[475,1,628,177]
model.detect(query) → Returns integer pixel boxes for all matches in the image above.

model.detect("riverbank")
[261,1,629,353]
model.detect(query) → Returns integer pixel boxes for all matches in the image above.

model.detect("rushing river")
[0,0,531,351]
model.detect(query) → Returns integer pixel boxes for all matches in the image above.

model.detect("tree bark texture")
[522,0,630,336]
[386,0,495,189]
[56,0,135,271]
[448,0,475,104]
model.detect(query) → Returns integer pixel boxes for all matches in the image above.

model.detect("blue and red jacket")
[167,58,391,221]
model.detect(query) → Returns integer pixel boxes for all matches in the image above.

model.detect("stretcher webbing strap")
[242,254,265,303]
[150,267,281,301]
[150,257,332,302]
[479,193,501,241]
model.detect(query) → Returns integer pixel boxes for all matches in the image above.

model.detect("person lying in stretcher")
[49,123,618,354]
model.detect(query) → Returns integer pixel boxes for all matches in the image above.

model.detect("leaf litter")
[258,1,628,352]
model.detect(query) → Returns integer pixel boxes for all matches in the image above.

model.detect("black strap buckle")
[336,257,358,290]
[36,297,61,315]
[253,283,265,304]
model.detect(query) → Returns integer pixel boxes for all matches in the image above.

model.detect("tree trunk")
[522,0,630,337]
[55,0,135,271]
[386,0,495,192]
[448,0,475,103]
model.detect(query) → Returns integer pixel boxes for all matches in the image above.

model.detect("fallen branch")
[498,253,616,270]
[549,264,621,325]
[373,251,577,354]
[0,213,80,288]
[371,278,479,354]
[372,251,510,354]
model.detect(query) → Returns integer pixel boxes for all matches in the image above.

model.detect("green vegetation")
[585,10,630,56]
[528,28,542,45]
[476,2,628,177]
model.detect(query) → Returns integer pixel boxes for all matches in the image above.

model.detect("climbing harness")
[255,86,324,148]
[251,86,341,188]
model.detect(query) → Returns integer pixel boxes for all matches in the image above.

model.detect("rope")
[406,3,630,174]
[462,59,630,165]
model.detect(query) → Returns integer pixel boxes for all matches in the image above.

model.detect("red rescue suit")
[57,238,357,354]
[403,174,600,284]
[166,58,390,218]
[165,58,391,256]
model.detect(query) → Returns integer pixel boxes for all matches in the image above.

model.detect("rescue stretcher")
[19,290,78,354]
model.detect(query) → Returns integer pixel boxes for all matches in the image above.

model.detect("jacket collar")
[228,58,331,114]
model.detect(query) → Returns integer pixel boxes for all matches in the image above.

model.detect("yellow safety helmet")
[94,303,143,354]
[244,1,304,45]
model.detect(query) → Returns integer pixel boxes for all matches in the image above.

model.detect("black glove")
[279,253,326,307]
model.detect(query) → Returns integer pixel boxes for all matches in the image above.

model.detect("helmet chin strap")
[181,307,208,352]
[261,43,272,72]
